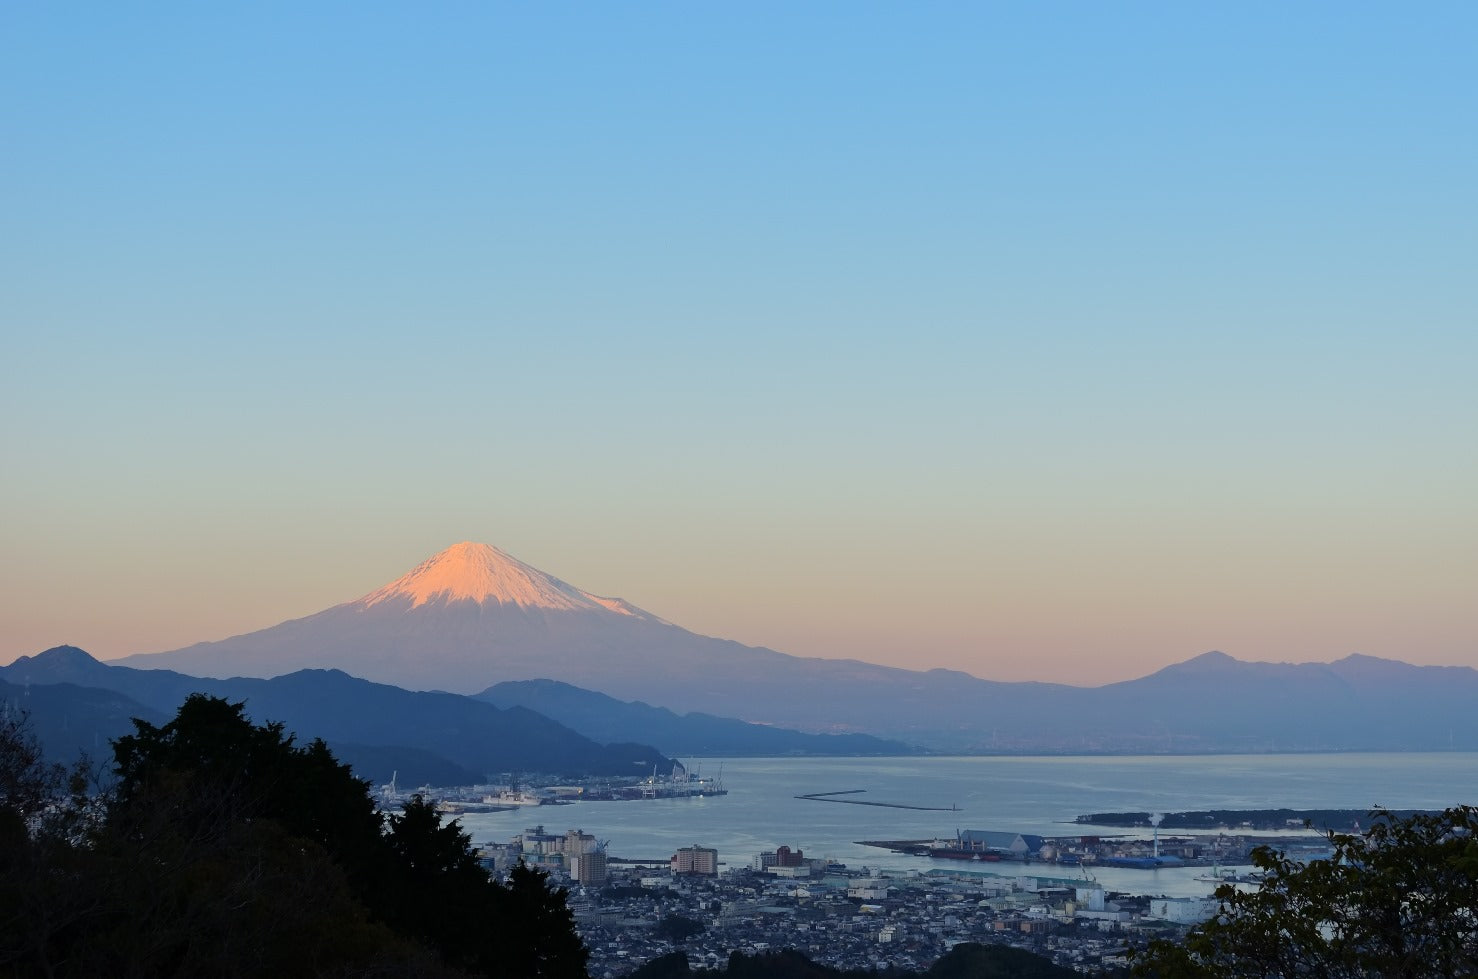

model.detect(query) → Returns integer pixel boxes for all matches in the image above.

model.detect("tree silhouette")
[654,912,706,942]
[1133,806,1478,977]
[1,695,591,977]
[495,861,591,979]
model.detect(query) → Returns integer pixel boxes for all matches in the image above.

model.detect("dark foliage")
[626,951,693,978]
[1132,806,1478,977]
[654,913,706,943]
[632,941,1089,978]
[0,695,590,978]
[725,948,876,978]
[925,942,1079,978]
[0,710,70,830]
[496,862,590,979]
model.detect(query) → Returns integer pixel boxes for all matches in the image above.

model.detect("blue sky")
[3,3,1474,682]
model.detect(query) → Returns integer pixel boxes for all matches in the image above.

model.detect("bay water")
[457,753,1478,899]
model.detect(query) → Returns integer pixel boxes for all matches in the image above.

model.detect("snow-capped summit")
[111,541,994,741]
[357,541,650,618]
[114,540,684,693]
[97,540,1478,752]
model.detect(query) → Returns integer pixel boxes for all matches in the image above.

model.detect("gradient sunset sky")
[3,4,1474,684]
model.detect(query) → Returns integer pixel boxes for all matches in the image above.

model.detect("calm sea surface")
[458,753,1478,899]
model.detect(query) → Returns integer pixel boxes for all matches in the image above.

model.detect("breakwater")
[796,789,960,812]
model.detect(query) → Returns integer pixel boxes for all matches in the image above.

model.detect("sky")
[2,3,1474,685]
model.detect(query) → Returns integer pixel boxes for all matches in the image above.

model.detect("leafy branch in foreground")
[1133,805,1478,978]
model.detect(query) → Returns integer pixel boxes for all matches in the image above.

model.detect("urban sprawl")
[471,820,1308,977]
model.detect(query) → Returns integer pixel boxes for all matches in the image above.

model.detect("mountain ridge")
[3,646,674,778]
[478,678,923,756]
[102,542,1478,752]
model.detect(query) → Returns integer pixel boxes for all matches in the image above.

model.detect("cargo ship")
[927,838,1003,861]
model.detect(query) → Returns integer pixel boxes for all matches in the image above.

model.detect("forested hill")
[2,645,672,779]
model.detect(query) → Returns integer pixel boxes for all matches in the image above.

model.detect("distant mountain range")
[1,646,672,782]
[84,542,1478,752]
[478,679,920,756]
[0,675,167,762]
[2,645,922,784]
[0,673,490,785]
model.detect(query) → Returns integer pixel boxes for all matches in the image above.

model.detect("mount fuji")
[114,542,779,688]
[115,541,1001,741]
[113,542,1478,751]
